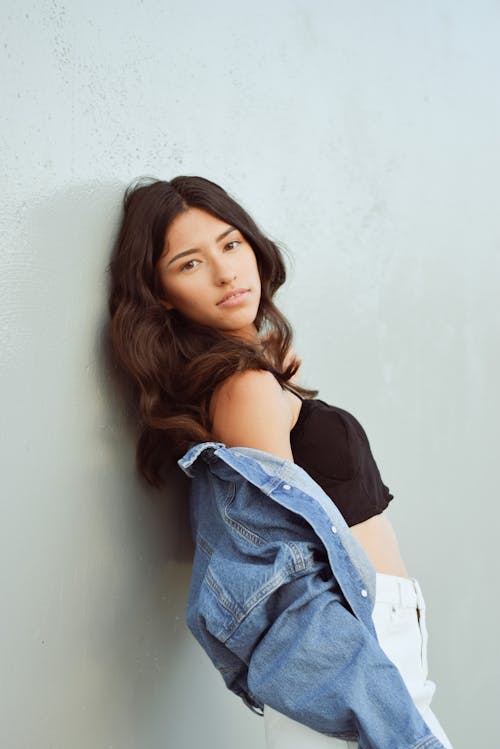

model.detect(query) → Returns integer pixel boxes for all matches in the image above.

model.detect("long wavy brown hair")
[106,175,318,488]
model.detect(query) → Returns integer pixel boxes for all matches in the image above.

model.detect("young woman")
[107,175,454,749]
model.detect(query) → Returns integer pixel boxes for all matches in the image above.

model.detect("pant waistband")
[375,572,424,609]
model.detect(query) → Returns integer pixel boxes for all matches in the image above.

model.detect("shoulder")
[209,369,294,461]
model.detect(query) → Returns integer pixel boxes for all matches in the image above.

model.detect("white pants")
[264,572,454,748]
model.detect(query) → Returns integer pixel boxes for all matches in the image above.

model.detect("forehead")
[165,207,231,251]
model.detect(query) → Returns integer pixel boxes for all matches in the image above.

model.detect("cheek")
[252,260,262,288]
[174,281,210,310]
[247,252,260,278]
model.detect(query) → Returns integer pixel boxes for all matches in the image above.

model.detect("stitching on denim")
[287,541,308,570]
[196,533,213,558]
[235,560,323,637]
[202,541,317,642]
[205,567,243,621]
[221,481,313,573]
[411,735,443,749]
[239,566,295,616]
[211,563,312,641]
[223,482,267,547]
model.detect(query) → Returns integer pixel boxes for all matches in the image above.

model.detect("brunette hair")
[106,175,318,488]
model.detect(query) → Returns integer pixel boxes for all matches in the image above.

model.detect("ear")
[160,298,176,311]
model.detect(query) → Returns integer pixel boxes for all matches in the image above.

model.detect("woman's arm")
[209,369,294,461]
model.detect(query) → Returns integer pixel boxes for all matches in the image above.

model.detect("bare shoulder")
[209,369,294,461]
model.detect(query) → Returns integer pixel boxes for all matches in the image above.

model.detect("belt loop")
[396,578,404,608]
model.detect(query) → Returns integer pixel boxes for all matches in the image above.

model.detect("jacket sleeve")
[220,552,447,749]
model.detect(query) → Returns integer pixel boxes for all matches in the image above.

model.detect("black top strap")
[282,382,306,400]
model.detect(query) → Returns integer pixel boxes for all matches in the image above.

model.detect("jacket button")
[282,483,291,490]
[361,589,368,597]
[331,525,337,534]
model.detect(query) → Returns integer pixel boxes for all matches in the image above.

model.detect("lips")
[216,288,250,305]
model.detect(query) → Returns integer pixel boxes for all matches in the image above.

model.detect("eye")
[180,259,200,272]
[225,240,241,250]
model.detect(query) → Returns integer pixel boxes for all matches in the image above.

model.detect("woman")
[107,175,454,749]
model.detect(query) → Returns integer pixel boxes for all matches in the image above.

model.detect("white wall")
[1,2,498,747]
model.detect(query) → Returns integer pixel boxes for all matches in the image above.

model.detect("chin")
[221,323,259,341]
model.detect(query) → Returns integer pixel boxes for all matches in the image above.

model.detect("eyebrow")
[165,226,238,267]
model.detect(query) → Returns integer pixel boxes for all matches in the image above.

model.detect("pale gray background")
[1,1,498,747]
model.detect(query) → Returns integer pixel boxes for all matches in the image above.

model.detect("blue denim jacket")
[177,440,447,749]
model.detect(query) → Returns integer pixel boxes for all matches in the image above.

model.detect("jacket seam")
[223,512,267,546]
[196,532,213,558]
[223,483,268,547]
[411,736,443,749]
[221,483,312,572]
[205,567,244,624]
[207,561,313,641]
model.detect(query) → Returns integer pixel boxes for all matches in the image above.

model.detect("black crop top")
[283,383,394,527]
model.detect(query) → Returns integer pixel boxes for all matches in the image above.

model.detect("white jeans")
[264,572,454,749]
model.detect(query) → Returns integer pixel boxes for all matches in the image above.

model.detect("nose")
[219,270,237,284]
[214,258,237,285]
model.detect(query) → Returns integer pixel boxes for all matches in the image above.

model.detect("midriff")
[286,388,410,579]
[348,513,410,578]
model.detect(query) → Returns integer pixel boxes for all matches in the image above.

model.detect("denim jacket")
[177,440,447,749]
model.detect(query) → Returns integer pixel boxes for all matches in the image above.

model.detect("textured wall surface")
[1,2,499,747]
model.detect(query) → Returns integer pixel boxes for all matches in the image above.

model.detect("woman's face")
[156,207,262,343]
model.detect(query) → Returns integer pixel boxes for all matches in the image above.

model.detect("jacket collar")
[177,441,225,476]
